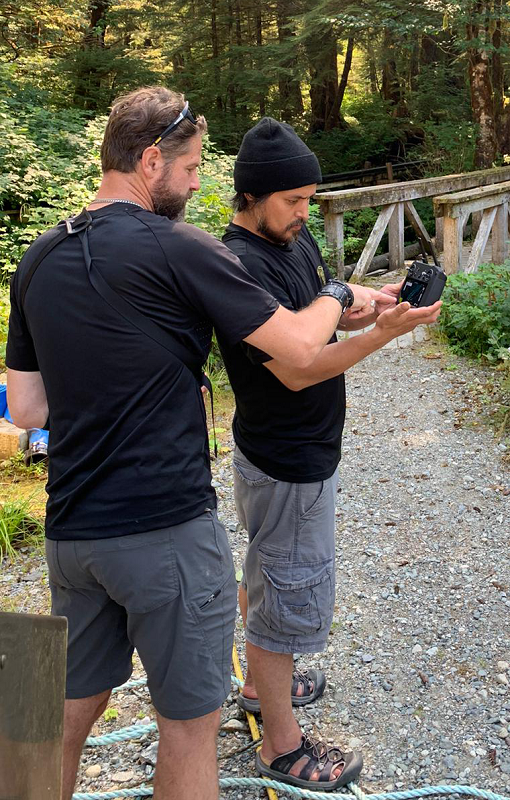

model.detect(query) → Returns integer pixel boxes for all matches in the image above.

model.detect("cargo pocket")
[259,556,334,637]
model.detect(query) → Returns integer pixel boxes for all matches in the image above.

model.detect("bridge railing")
[434,181,510,274]
[316,166,510,281]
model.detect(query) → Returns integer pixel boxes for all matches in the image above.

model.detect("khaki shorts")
[233,447,337,654]
[45,510,237,720]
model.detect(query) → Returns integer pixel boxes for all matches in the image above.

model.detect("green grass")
[0,497,45,560]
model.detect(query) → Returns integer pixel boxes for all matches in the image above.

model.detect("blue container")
[0,385,7,418]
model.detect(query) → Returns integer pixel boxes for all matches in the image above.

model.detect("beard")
[151,166,192,221]
[256,215,303,246]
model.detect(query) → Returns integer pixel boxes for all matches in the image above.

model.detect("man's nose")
[296,201,309,221]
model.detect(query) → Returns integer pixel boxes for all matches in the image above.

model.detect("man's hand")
[374,299,442,339]
[346,284,396,321]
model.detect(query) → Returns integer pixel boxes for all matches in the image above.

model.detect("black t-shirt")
[6,204,278,539]
[218,222,346,483]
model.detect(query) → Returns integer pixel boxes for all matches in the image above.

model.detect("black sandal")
[255,733,363,791]
[236,667,326,713]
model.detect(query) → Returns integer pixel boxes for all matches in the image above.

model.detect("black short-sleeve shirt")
[218,223,346,483]
[6,204,278,539]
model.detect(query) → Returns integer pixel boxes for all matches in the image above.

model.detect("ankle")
[261,729,302,762]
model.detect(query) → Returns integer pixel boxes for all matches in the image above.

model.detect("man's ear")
[139,146,164,178]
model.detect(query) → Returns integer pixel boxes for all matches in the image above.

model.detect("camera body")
[399,261,447,308]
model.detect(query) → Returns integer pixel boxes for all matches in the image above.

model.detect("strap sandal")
[236,667,326,714]
[255,733,363,790]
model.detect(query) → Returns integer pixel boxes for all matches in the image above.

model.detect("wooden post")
[388,201,405,270]
[0,612,67,800]
[435,216,444,251]
[443,214,465,274]
[492,201,508,264]
[323,211,345,280]
[385,162,394,182]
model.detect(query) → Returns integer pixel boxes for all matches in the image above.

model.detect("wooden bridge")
[316,165,510,281]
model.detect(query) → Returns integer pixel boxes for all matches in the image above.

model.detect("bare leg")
[239,585,306,701]
[61,690,111,800]
[245,640,300,760]
[153,708,221,800]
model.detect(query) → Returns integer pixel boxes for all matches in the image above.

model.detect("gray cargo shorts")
[233,447,338,654]
[45,510,237,720]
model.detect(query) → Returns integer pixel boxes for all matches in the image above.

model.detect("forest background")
[1,0,510,371]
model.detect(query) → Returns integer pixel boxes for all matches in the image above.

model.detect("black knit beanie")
[234,117,322,195]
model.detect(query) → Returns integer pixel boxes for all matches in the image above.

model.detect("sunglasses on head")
[151,101,197,147]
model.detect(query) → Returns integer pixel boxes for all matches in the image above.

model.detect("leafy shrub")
[0,98,104,275]
[439,263,510,361]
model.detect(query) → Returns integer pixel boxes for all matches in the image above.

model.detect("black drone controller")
[398,253,447,308]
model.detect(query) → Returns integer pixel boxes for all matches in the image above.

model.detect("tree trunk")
[254,0,265,116]
[306,20,337,132]
[73,0,111,111]
[276,0,303,122]
[211,0,223,112]
[491,0,505,152]
[466,4,497,168]
[381,29,407,117]
[325,37,354,131]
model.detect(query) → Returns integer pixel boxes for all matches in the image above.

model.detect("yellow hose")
[232,644,279,800]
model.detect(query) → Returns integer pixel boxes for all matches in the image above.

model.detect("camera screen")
[400,279,426,306]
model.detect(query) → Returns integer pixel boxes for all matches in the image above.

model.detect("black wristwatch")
[317,280,354,314]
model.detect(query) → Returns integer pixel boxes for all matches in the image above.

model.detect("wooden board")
[316,165,510,213]
[0,612,67,800]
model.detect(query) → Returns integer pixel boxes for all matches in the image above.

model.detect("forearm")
[338,311,378,332]
[244,296,342,369]
[266,325,391,390]
[6,369,49,429]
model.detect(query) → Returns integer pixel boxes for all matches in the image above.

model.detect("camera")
[399,260,447,308]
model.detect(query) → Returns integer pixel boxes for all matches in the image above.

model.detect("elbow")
[7,401,48,430]
[291,340,321,370]
[9,411,38,430]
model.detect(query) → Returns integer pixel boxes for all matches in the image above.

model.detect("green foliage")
[186,138,235,240]
[103,707,119,722]
[0,94,104,275]
[305,97,404,174]
[416,120,478,176]
[0,497,44,560]
[439,263,510,361]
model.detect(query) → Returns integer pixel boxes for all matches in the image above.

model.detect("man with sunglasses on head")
[6,87,395,800]
[218,117,442,792]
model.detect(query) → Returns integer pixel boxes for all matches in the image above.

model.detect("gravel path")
[2,340,509,798]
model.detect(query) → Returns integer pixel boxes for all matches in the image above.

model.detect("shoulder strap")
[19,225,68,307]
[19,207,217,455]
[19,208,204,379]
[79,225,204,379]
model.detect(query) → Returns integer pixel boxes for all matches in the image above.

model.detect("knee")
[157,707,221,743]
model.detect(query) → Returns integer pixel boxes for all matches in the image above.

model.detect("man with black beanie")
[218,117,442,791]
